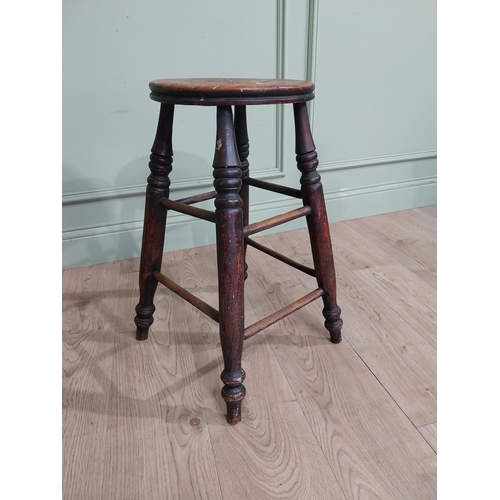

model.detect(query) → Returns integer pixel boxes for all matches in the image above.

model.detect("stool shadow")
[63,335,226,425]
[63,265,331,428]
[63,284,228,426]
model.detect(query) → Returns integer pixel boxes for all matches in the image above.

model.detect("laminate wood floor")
[63,206,437,500]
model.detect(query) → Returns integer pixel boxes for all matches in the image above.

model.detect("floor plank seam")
[341,334,435,447]
[261,329,350,500]
[359,282,437,351]
[63,206,437,499]
[343,219,436,284]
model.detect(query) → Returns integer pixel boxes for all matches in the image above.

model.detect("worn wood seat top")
[149,78,315,106]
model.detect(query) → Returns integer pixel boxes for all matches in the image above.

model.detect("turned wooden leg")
[134,104,175,340]
[293,102,343,343]
[234,105,250,280]
[213,106,246,424]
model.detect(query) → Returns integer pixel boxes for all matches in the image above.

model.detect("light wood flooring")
[63,206,437,500]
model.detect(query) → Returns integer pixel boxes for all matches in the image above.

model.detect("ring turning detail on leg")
[134,78,343,424]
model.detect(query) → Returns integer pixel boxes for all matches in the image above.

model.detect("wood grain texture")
[389,208,437,243]
[253,229,371,296]
[242,229,436,426]
[345,212,437,288]
[149,78,314,96]
[148,78,316,106]
[413,205,437,219]
[354,264,437,348]
[63,265,119,498]
[338,285,437,427]
[100,310,222,500]
[244,247,436,499]
[329,221,398,271]
[63,268,222,500]
[63,206,437,500]
[168,247,346,499]
[418,423,437,453]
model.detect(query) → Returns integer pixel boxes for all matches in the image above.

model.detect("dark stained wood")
[243,177,302,199]
[293,102,343,343]
[234,106,250,280]
[213,106,246,425]
[135,79,344,424]
[153,271,219,323]
[149,78,315,106]
[134,103,175,340]
[243,288,324,340]
[150,78,314,95]
[174,190,217,205]
[245,237,316,277]
[243,206,311,237]
[160,197,216,222]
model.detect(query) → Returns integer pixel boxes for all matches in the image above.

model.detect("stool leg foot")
[226,404,242,425]
[221,371,246,425]
[214,106,246,424]
[293,102,343,343]
[324,306,343,344]
[135,304,155,341]
[134,103,175,341]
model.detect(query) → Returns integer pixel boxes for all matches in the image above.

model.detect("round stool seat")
[149,78,315,106]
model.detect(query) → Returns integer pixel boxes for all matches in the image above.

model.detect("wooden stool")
[134,78,343,424]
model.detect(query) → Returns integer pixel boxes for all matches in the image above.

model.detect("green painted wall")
[63,0,436,269]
